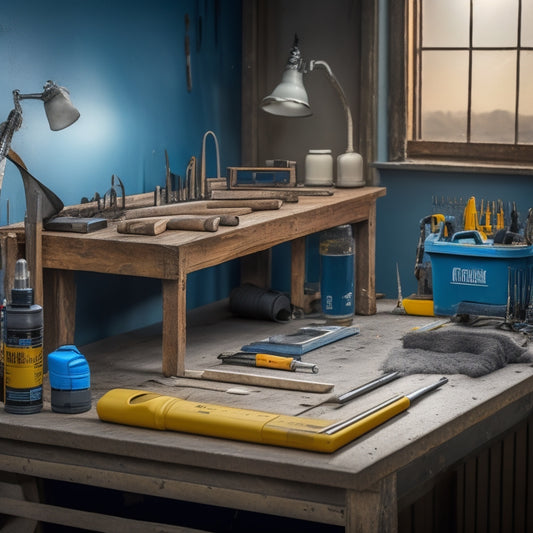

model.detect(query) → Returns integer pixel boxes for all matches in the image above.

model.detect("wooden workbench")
[1,186,386,377]
[1,300,532,532]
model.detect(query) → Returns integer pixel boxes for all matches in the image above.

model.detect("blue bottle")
[319,225,355,325]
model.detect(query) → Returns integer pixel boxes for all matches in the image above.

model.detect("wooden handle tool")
[206,199,283,210]
[166,215,220,232]
[123,203,252,220]
[117,218,168,236]
[117,215,221,235]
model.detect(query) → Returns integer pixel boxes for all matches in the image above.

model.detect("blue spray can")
[319,224,355,325]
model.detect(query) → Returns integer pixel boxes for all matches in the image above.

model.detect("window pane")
[471,51,516,142]
[519,51,533,143]
[420,51,469,141]
[422,0,470,47]
[473,0,518,47]
[523,0,533,47]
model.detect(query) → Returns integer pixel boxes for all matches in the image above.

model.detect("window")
[394,0,533,166]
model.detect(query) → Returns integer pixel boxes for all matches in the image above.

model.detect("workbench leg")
[1,232,20,303]
[345,474,398,533]
[353,201,377,315]
[161,274,186,377]
[43,269,76,356]
[290,237,306,311]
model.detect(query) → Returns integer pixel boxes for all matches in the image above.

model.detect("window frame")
[388,0,533,169]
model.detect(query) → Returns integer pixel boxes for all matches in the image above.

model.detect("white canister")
[336,151,364,188]
[305,149,333,186]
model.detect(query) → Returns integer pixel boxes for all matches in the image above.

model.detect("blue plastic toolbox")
[425,231,533,317]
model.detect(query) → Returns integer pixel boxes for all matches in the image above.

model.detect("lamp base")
[336,152,364,188]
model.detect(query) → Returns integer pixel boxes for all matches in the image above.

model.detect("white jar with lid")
[305,149,333,186]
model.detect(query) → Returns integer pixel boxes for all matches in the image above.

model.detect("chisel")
[218,351,319,373]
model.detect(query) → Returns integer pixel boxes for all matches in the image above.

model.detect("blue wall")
[0,0,242,344]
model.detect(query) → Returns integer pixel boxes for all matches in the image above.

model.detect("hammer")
[117,214,221,235]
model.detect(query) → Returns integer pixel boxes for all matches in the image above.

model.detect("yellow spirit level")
[97,379,447,453]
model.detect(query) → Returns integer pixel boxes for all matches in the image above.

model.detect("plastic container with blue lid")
[48,345,91,413]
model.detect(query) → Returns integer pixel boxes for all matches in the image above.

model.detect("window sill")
[372,160,533,176]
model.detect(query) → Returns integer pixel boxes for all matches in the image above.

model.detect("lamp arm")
[17,93,45,101]
[0,88,33,162]
[309,60,354,153]
[0,108,23,162]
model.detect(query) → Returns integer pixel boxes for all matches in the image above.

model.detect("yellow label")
[4,346,43,389]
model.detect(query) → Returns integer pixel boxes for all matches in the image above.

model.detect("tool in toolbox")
[463,196,487,240]
[218,352,319,374]
[402,213,455,316]
[96,377,447,453]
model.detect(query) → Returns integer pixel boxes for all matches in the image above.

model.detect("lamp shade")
[261,68,311,117]
[42,84,80,131]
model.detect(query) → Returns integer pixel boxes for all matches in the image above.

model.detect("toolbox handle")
[450,230,484,245]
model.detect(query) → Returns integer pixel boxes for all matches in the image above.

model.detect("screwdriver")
[218,351,319,374]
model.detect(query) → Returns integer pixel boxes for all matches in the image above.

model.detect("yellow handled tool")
[96,378,447,453]
[217,351,319,374]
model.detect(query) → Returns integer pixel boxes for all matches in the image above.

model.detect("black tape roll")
[229,284,292,323]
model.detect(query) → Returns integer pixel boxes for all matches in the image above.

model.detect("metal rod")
[321,377,448,436]
[319,395,403,435]
[406,376,448,402]
[334,371,401,404]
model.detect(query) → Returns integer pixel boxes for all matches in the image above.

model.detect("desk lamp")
[0,80,80,217]
[0,80,80,305]
[261,35,364,188]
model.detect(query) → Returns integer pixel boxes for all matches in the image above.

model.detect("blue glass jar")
[319,225,355,325]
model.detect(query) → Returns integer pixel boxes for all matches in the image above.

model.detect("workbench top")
[1,299,532,496]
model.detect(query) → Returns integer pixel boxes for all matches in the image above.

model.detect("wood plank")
[0,496,205,533]
[206,199,283,210]
[123,203,252,220]
[488,440,503,533]
[0,452,346,527]
[210,189,299,202]
[527,416,533,532]
[475,447,490,533]
[500,432,515,531]
[463,455,476,533]
[456,462,465,533]
[186,368,334,393]
[514,422,527,533]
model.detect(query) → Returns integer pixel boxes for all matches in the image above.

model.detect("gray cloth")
[382,329,532,378]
